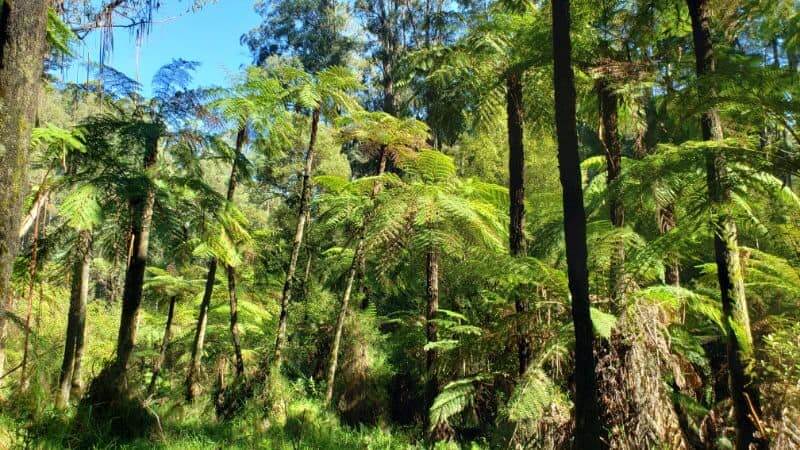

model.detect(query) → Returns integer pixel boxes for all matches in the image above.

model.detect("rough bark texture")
[506,72,531,376]
[596,76,625,301]
[186,258,217,402]
[551,1,604,448]
[273,108,320,370]
[425,249,452,441]
[226,127,247,378]
[148,295,177,395]
[114,133,159,376]
[57,230,92,408]
[686,1,766,448]
[0,0,50,383]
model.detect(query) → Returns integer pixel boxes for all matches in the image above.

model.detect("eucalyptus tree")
[269,66,361,372]
[685,0,767,447]
[321,111,429,405]
[551,0,603,448]
[0,0,50,384]
[243,0,359,73]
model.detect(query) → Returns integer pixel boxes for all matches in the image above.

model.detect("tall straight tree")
[685,1,766,448]
[323,112,428,405]
[506,71,531,375]
[57,230,92,408]
[595,74,625,300]
[115,129,160,375]
[550,0,604,448]
[271,66,361,372]
[186,127,249,401]
[0,0,50,383]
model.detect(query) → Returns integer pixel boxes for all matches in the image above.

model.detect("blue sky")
[62,0,261,96]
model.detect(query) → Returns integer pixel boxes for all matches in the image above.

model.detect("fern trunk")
[325,146,387,406]
[56,230,92,408]
[0,0,49,385]
[19,199,43,392]
[686,1,766,448]
[506,72,531,377]
[551,1,604,448]
[114,133,159,375]
[226,127,247,378]
[187,258,217,402]
[148,295,177,395]
[273,108,320,371]
[596,76,625,301]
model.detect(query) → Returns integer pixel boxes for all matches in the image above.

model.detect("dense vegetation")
[0,0,798,448]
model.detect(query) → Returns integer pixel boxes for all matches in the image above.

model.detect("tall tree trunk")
[148,295,177,395]
[551,1,604,448]
[186,258,217,402]
[186,127,249,400]
[113,133,159,378]
[425,248,451,441]
[56,230,92,408]
[506,72,530,376]
[0,0,50,386]
[686,1,766,448]
[324,146,390,405]
[226,127,247,378]
[19,201,42,391]
[324,239,362,405]
[596,76,625,301]
[272,108,320,370]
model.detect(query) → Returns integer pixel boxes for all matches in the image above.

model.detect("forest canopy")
[0,0,798,448]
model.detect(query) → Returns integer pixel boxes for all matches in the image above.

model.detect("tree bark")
[551,1,604,448]
[272,108,320,370]
[186,258,217,402]
[324,240,361,405]
[686,1,766,448]
[148,295,177,395]
[506,72,531,376]
[596,76,625,301]
[226,127,247,378]
[0,0,50,386]
[19,200,42,391]
[56,230,92,408]
[113,133,159,377]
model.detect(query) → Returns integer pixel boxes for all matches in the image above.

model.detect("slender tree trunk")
[506,72,531,376]
[425,248,451,441]
[186,127,248,399]
[226,265,244,377]
[324,239,362,405]
[186,258,217,402]
[56,230,92,408]
[148,295,177,395]
[596,76,625,301]
[272,108,320,371]
[226,127,247,378]
[113,133,159,378]
[0,0,50,386]
[686,1,766,448]
[358,147,388,310]
[551,1,604,448]
[19,201,42,391]
[324,146,390,405]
